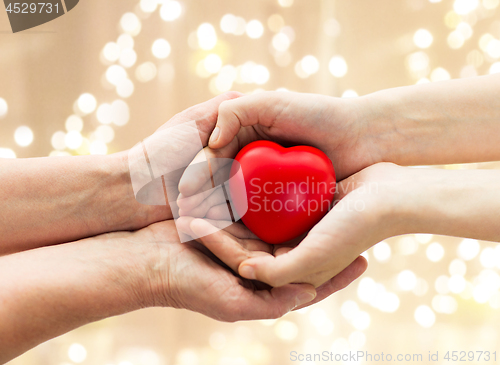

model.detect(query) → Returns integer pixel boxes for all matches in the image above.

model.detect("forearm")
[0,231,156,363]
[394,167,500,242]
[360,74,500,166]
[0,151,170,254]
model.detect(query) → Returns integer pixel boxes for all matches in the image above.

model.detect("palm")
[140,220,313,321]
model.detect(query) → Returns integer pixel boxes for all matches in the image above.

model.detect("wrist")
[98,151,171,232]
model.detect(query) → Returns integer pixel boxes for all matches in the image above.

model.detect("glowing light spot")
[413,29,434,48]
[449,259,467,276]
[251,65,270,85]
[246,20,264,39]
[267,14,285,33]
[341,300,360,320]
[68,343,87,363]
[432,295,458,314]
[77,93,97,114]
[329,56,348,78]
[426,242,445,261]
[435,275,450,294]
[278,0,294,7]
[414,305,435,328]
[448,30,465,49]
[456,22,473,39]
[324,18,341,37]
[203,54,223,74]
[140,0,157,13]
[111,100,130,126]
[486,39,500,58]
[373,241,391,262]
[398,270,417,291]
[119,48,137,68]
[213,65,237,93]
[397,236,419,255]
[445,11,462,29]
[479,33,494,52]
[490,62,500,73]
[300,55,319,75]
[89,140,108,155]
[483,0,500,8]
[65,115,83,132]
[96,103,113,124]
[342,89,358,98]
[0,97,7,118]
[453,0,479,14]
[448,274,466,293]
[272,32,291,51]
[234,17,246,35]
[0,148,16,158]
[117,34,134,50]
[415,233,433,243]
[116,79,134,98]
[220,14,238,34]
[14,126,34,147]
[120,12,141,36]
[274,51,292,67]
[480,247,496,268]
[352,311,371,330]
[94,125,115,143]
[160,1,182,21]
[430,67,451,82]
[357,277,377,303]
[102,42,120,62]
[106,65,128,86]
[407,51,430,75]
[65,131,83,150]
[458,238,480,260]
[152,38,171,59]
[51,131,66,150]
[274,320,298,340]
[197,23,217,50]
[135,62,157,82]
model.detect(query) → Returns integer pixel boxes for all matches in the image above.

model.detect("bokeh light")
[14,126,33,147]
[0,97,7,118]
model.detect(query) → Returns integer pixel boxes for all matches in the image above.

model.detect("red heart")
[229,141,336,244]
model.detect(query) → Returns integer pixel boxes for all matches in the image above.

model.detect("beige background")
[2,0,500,364]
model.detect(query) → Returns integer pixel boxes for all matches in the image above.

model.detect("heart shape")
[229,141,336,244]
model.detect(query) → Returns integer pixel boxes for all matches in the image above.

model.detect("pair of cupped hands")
[140,91,411,321]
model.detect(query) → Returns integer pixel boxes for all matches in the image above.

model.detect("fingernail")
[239,265,256,280]
[210,126,220,145]
[295,291,316,308]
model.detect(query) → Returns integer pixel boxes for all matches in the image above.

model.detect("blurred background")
[2,0,500,364]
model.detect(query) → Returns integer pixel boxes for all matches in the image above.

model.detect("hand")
[176,216,368,309]
[136,220,319,321]
[205,91,380,181]
[179,163,407,288]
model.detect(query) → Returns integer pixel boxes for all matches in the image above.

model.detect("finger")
[293,256,368,311]
[178,186,227,218]
[205,203,234,220]
[189,219,272,272]
[209,93,282,149]
[238,215,366,288]
[228,284,317,320]
[177,164,233,212]
[178,139,240,197]
[157,91,243,143]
